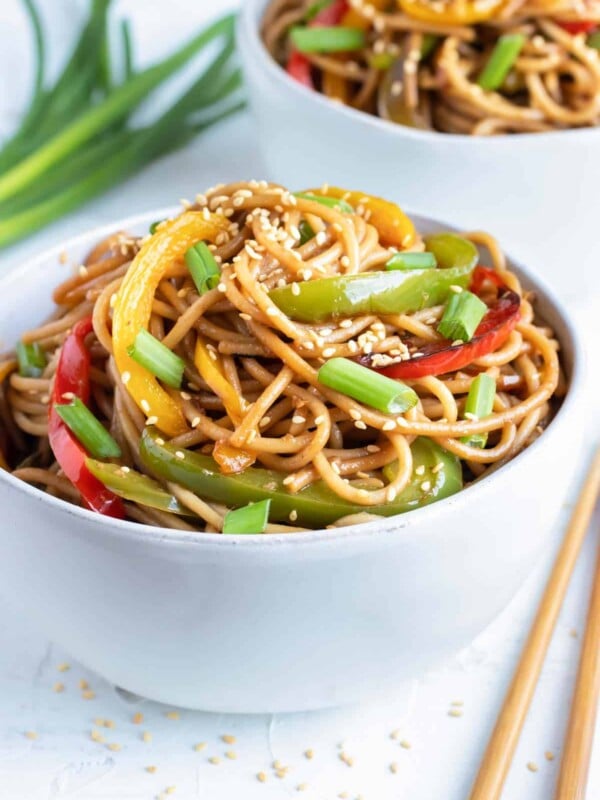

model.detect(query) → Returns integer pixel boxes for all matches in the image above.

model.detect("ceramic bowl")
[238,0,600,305]
[0,209,583,712]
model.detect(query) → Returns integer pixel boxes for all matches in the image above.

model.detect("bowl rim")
[0,206,585,549]
[239,0,600,146]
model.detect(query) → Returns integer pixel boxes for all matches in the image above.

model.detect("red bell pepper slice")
[285,0,349,88]
[556,20,597,35]
[48,317,125,518]
[365,267,521,379]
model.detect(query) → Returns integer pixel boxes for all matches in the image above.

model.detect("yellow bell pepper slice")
[343,0,389,29]
[193,337,245,424]
[397,0,506,25]
[113,211,229,437]
[303,186,417,248]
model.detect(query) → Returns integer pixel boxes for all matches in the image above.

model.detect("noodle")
[0,180,564,532]
[262,0,600,134]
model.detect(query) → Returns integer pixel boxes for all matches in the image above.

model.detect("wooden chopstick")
[468,446,600,800]
[554,532,600,799]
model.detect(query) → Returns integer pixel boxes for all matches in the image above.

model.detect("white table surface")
[0,2,598,798]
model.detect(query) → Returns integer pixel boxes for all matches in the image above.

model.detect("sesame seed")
[79,679,89,690]
[57,662,70,672]
[165,711,180,720]
[366,444,380,453]
[314,415,325,426]
[355,420,367,430]
[257,772,268,783]
[297,783,308,792]
[53,682,65,693]
[431,462,443,474]
[121,371,131,385]
[90,729,105,743]
[221,734,236,744]
[283,475,295,486]
[225,751,237,760]
[339,751,354,767]
[400,739,412,749]
[386,487,397,502]
[141,399,151,414]
[390,762,399,774]
[107,743,121,751]
[208,756,221,765]
[340,256,350,268]
[448,708,463,717]
[289,510,298,522]
[146,766,157,773]
[193,742,207,751]
[146,416,159,426]
[175,451,185,460]
[527,761,538,772]
[142,731,153,743]
[292,415,306,424]
[156,437,165,446]
[132,712,144,725]
[415,465,425,476]
[24,731,38,740]
[78,265,89,277]
[421,481,432,492]
[545,750,555,761]
[382,420,395,431]
[304,749,314,760]
[82,690,96,700]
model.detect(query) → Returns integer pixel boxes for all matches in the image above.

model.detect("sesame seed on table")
[0,1,599,799]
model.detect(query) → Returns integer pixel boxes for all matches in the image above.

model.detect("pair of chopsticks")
[469,446,600,800]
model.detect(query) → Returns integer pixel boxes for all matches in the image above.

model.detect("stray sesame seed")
[355,420,368,430]
[257,772,268,783]
[304,748,314,759]
[339,751,354,767]
[156,438,165,446]
[225,751,237,760]
[91,729,105,743]
[165,711,180,720]
[132,712,144,725]
[289,510,298,522]
[527,761,539,772]
[390,729,400,740]
[146,766,157,774]
[421,481,432,492]
[390,762,399,774]
[142,731,153,743]
[382,420,395,431]
[193,742,207,752]
[323,347,336,358]
[292,415,306,425]
[107,743,121,752]
[175,451,185,460]
[222,734,236,744]
[141,399,151,414]
[79,679,89,690]
[297,783,308,792]
[24,731,38,740]
[57,662,70,672]
[448,708,463,717]
[82,690,96,700]
[180,391,191,401]
[208,756,221,765]
[400,739,412,749]
[191,417,201,428]
[314,415,325,426]
[545,750,555,761]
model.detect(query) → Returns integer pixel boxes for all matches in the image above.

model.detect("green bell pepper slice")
[269,233,478,322]
[139,428,463,528]
[85,458,190,515]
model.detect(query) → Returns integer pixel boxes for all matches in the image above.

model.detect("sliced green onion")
[127,329,185,389]
[55,397,121,458]
[460,373,496,449]
[16,340,46,378]
[318,357,418,414]
[588,31,600,49]
[386,251,437,271]
[149,219,163,234]
[438,290,487,343]
[304,0,334,21]
[294,192,354,214]
[477,34,525,91]
[367,51,395,70]
[223,499,271,534]
[299,220,315,245]
[289,26,366,54]
[421,34,439,60]
[185,241,221,294]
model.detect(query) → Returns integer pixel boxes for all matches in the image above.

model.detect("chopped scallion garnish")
[294,192,354,214]
[304,0,335,21]
[185,241,221,294]
[55,397,121,458]
[318,357,418,414]
[477,34,525,91]
[421,34,439,60]
[16,340,46,378]
[438,290,487,342]
[127,329,185,389]
[298,220,315,245]
[367,51,395,70]
[149,220,163,234]
[461,373,496,449]
[588,31,600,49]
[223,498,271,534]
[289,26,366,54]
[386,251,437,271]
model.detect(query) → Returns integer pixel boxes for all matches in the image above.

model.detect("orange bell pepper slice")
[302,186,417,248]
[113,211,229,437]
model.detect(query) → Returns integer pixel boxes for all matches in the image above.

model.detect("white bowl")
[238,0,600,305]
[0,209,584,712]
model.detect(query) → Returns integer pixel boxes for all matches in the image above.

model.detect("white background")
[0,1,598,798]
